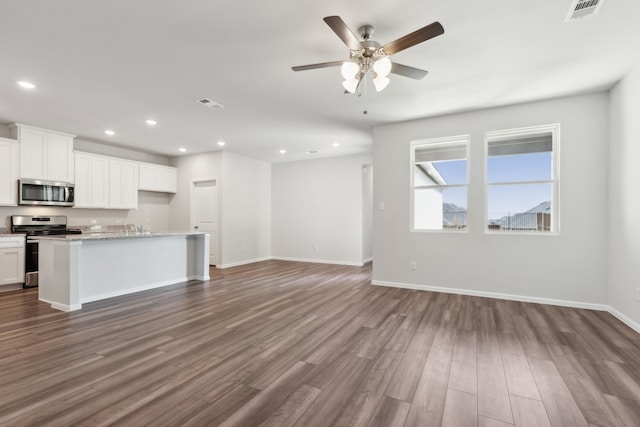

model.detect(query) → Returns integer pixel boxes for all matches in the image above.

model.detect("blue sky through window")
[431,151,552,218]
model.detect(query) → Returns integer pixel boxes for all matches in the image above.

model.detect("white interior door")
[192,180,218,265]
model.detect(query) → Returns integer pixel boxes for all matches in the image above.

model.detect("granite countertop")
[0,230,25,237]
[34,231,205,241]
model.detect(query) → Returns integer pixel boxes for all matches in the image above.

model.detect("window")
[411,135,469,231]
[485,124,559,233]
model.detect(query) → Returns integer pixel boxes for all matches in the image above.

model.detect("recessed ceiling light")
[178,147,187,152]
[17,81,36,89]
[217,141,226,147]
[279,149,287,154]
[145,119,157,126]
[332,142,340,147]
[104,130,115,136]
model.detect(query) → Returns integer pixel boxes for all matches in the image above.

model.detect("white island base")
[38,232,210,311]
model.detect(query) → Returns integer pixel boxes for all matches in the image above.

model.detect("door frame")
[190,177,220,266]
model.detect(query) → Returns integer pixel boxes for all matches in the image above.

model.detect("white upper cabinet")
[138,163,177,193]
[10,123,75,183]
[109,159,138,209]
[0,138,19,206]
[74,152,109,208]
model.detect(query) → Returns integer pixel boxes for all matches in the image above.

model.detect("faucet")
[126,223,143,233]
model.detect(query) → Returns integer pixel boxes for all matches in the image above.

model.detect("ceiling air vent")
[565,0,604,22]
[196,98,225,110]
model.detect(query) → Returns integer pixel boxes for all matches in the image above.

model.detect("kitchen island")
[37,231,210,311]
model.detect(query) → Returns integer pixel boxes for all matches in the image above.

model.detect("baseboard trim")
[217,257,273,269]
[371,279,609,311]
[272,256,365,267]
[80,277,191,305]
[607,306,640,334]
[39,298,82,312]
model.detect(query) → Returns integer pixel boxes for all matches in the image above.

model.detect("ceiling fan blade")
[390,62,429,80]
[292,61,344,72]
[323,16,363,51]
[382,21,444,55]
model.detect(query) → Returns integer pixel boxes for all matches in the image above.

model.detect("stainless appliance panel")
[19,179,75,206]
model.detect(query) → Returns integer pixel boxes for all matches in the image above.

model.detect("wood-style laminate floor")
[1,260,640,426]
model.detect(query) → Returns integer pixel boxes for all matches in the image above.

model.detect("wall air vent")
[565,0,604,22]
[196,98,225,110]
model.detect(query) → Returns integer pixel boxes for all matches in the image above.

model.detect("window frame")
[484,123,560,235]
[410,134,471,233]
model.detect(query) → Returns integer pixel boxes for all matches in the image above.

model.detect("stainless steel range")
[10,215,82,288]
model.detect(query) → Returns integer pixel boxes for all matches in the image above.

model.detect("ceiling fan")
[292,16,444,93]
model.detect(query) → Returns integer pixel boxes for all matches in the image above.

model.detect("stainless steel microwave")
[19,179,75,206]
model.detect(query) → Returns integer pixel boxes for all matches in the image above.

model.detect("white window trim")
[410,134,471,233]
[484,123,560,235]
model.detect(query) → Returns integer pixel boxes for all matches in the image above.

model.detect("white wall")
[272,153,373,266]
[75,139,171,165]
[170,151,223,232]
[0,191,171,231]
[373,93,609,307]
[608,62,640,328]
[362,163,373,261]
[169,150,271,268]
[220,152,271,267]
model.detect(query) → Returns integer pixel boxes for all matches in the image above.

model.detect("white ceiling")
[1,0,639,163]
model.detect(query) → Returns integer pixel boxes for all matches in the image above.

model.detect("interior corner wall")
[219,151,271,267]
[362,163,374,261]
[271,153,373,266]
[169,151,223,233]
[608,62,640,328]
[373,93,609,307]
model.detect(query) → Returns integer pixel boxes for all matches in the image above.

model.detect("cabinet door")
[74,153,109,208]
[74,154,91,207]
[47,134,74,182]
[0,139,19,206]
[19,128,47,180]
[138,163,177,193]
[109,160,138,209]
[156,167,177,193]
[138,164,156,190]
[91,156,109,207]
[0,246,25,285]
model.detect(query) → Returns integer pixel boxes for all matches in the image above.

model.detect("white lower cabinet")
[0,237,25,286]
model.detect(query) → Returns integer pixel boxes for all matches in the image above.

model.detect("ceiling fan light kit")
[292,16,444,94]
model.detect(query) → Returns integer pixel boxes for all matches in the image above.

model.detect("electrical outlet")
[313,244,319,251]
[378,202,385,211]
[410,261,416,271]
[90,219,97,225]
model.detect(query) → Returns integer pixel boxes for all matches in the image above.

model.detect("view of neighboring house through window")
[485,124,559,233]
[411,135,469,231]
